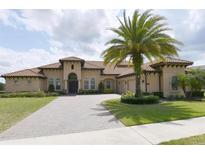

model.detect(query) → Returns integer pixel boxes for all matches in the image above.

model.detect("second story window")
[71,65,74,70]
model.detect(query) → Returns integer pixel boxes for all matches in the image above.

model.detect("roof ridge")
[84,61,104,69]
[39,62,60,67]
[29,68,41,75]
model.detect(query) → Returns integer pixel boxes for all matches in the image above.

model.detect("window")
[106,80,112,89]
[90,78,95,90]
[71,64,74,70]
[84,78,96,90]
[14,79,19,84]
[84,79,89,90]
[48,78,54,87]
[27,79,31,84]
[171,76,178,90]
[55,78,61,90]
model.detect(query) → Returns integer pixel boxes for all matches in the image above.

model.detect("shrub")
[103,88,114,94]
[143,92,150,96]
[186,91,204,98]
[167,94,185,101]
[152,92,164,98]
[0,91,49,98]
[123,91,135,97]
[48,84,55,92]
[78,89,99,94]
[121,95,159,104]
[98,82,104,93]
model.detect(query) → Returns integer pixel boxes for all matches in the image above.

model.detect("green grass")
[103,99,205,126]
[160,134,205,145]
[0,97,56,133]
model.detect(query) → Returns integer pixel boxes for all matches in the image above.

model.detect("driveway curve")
[0,94,123,141]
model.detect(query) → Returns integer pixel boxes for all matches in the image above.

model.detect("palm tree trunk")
[133,54,143,97]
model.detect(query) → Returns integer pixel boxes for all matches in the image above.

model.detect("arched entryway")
[68,73,78,94]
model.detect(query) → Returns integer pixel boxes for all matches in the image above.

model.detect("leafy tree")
[178,69,205,97]
[102,10,181,97]
[98,82,104,93]
[177,73,188,96]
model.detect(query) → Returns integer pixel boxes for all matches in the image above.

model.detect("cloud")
[1,9,205,84]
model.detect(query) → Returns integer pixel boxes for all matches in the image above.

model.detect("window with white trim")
[48,78,54,87]
[55,78,61,90]
[84,79,89,90]
[84,78,96,90]
[106,80,112,89]
[90,78,95,90]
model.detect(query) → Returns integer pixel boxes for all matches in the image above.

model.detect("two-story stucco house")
[1,56,193,97]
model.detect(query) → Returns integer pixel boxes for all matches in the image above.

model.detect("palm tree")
[102,10,182,97]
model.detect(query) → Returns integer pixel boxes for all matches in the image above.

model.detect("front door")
[68,73,78,94]
[68,80,78,94]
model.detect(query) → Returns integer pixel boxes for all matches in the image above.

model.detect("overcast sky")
[0,9,205,83]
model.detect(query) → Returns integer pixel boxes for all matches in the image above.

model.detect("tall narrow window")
[171,76,178,90]
[71,64,74,70]
[84,79,89,90]
[90,78,95,90]
[48,78,54,87]
[55,78,61,90]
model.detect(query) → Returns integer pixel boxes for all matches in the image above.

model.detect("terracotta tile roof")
[59,56,85,62]
[38,62,62,69]
[1,68,46,78]
[150,57,193,67]
[83,61,104,69]
[1,56,193,78]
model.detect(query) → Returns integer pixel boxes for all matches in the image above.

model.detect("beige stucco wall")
[117,73,160,94]
[42,69,63,90]
[161,66,185,97]
[5,77,44,92]
[63,61,82,91]
[81,69,116,91]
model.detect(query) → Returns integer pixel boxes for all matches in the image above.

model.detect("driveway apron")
[0,94,123,141]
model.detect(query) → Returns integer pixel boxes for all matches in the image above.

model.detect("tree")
[98,82,104,93]
[177,73,188,96]
[178,69,205,98]
[102,10,181,97]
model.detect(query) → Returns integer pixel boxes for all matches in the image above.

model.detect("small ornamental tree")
[48,84,55,92]
[98,82,104,93]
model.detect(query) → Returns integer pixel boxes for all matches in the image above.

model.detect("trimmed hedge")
[78,88,114,94]
[152,92,164,98]
[78,89,99,94]
[121,95,160,104]
[0,91,60,98]
[103,88,114,94]
[186,91,204,98]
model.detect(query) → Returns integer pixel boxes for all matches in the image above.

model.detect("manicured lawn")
[160,134,205,145]
[103,99,205,126]
[0,97,56,133]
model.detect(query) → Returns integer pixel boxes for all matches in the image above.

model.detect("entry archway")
[68,73,78,94]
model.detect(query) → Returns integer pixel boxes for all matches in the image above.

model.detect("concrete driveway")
[0,94,123,141]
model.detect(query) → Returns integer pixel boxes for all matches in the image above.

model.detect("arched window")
[68,73,77,80]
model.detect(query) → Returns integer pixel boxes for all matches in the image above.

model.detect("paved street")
[1,117,205,144]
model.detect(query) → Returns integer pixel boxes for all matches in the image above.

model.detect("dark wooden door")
[68,80,78,94]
